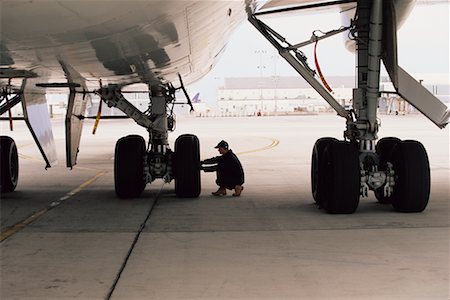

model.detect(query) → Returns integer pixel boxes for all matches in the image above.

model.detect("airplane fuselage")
[1,1,251,86]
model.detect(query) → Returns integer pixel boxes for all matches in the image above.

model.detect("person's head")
[214,140,229,154]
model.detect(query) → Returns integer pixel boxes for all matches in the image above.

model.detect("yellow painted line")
[0,171,105,243]
[18,152,105,173]
[18,153,42,163]
[66,171,105,196]
[17,142,35,149]
[0,208,48,243]
[74,165,106,172]
[16,142,47,163]
[237,137,280,156]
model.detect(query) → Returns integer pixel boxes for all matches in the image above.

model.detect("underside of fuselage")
[0,1,250,86]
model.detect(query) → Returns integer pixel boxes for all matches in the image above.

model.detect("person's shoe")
[212,187,227,196]
[232,185,244,197]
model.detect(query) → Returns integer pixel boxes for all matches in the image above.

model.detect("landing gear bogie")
[99,83,202,199]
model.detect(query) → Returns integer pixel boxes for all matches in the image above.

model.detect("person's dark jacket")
[203,150,244,189]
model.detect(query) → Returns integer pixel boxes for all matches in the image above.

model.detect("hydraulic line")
[314,40,333,93]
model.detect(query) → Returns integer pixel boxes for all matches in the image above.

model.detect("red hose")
[314,40,333,93]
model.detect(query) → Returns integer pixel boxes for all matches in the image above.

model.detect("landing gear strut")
[250,0,436,213]
[98,83,201,199]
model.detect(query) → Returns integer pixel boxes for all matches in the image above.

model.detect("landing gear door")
[66,90,88,168]
[381,0,449,129]
[21,78,58,168]
[382,0,398,87]
[60,61,90,168]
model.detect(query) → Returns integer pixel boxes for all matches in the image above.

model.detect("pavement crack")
[105,184,164,300]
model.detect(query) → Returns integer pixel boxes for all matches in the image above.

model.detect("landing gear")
[174,134,201,198]
[0,136,19,193]
[114,135,146,198]
[98,84,202,199]
[250,0,438,214]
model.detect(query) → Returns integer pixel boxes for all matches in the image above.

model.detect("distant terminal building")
[4,77,447,119]
[216,76,449,117]
[217,76,354,116]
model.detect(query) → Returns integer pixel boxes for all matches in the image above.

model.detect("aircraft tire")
[0,136,19,193]
[114,135,146,199]
[374,137,401,204]
[390,140,430,212]
[174,134,201,198]
[322,141,360,214]
[311,137,338,206]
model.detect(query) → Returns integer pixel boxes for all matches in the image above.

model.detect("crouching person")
[201,140,244,197]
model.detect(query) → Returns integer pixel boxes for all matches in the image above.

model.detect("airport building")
[215,76,449,117]
[4,76,448,119]
[217,76,353,116]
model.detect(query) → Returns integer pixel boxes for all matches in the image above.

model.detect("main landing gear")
[309,0,431,214]
[311,137,430,214]
[250,0,439,213]
[98,83,201,199]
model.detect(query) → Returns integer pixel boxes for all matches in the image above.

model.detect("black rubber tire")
[311,137,338,206]
[0,136,19,193]
[374,137,401,204]
[322,141,360,214]
[390,140,430,212]
[174,134,201,198]
[114,135,146,199]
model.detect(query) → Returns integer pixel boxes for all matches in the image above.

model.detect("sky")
[186,2,449,105]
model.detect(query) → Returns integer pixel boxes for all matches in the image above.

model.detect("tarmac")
[1,114,449,299]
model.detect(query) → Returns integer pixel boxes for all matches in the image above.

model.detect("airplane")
[0,0,448,214]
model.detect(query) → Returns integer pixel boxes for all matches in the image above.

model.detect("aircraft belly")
[1,1,248,86]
